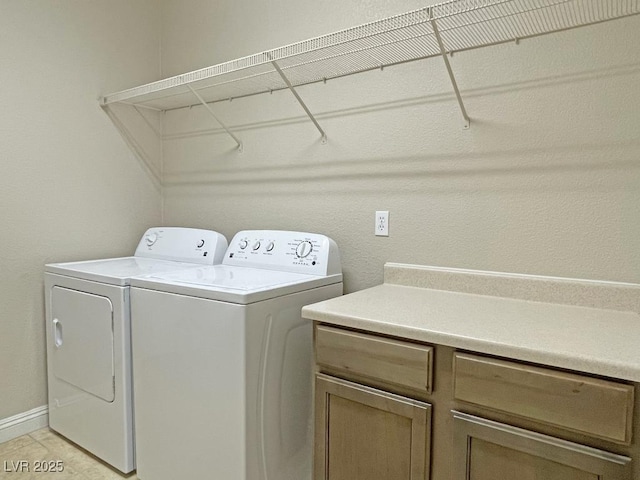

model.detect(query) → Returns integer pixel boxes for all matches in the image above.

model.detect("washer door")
[51,286,115,402]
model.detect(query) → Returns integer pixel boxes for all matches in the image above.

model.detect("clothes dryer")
[130,230,342,480]
[44,227,227,473]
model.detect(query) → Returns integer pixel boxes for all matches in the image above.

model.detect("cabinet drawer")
[453,411,631,480]
[315,325,433,393]
[453,352,634,444]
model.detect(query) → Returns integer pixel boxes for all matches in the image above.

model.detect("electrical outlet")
[375,211,389,236]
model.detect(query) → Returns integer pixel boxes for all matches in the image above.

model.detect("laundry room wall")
[158,0,640,293]
[0,1,161,422]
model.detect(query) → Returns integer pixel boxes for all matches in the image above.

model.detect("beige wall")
[0,1,162,419]
[160,0,640,293]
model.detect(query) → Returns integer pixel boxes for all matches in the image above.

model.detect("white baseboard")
[0,406,49,444]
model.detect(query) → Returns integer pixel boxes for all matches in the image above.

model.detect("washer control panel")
[134,227,228,265]
[224,230,341,276]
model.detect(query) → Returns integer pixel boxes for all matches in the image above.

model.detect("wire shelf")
[101,0,639,112]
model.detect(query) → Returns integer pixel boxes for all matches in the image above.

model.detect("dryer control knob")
[296,241,313,258]
[239,240,248,250]
[145,233,158,246]
[252,241,261,251]
[266,242,275,252]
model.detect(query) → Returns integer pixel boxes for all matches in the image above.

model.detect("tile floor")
[0,429,136,479]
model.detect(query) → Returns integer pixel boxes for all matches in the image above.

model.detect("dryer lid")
[45,257,204,286]
[45,227,229,286]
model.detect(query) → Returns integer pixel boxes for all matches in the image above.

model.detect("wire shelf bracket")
[270,59,328,144]
[133,105,163,139]
[100,104,163,190]
[430,13,471,129]
[186,84,243,152]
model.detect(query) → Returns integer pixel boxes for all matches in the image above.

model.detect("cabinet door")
[315,374,431,480]
[453,411,631,480]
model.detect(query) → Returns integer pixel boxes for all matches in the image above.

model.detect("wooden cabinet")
[313,323,638,480]
[453,411,631,480]
[315,374,431,480]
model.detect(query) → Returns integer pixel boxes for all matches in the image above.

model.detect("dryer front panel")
[51,286,115,402]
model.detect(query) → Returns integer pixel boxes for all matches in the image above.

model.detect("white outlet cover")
[375,211,389,237]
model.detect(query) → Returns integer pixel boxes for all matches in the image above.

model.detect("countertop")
[302,263,640,382]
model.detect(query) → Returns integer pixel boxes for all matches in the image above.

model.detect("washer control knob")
[253,241,261,251]
[296,241,313,258]
[239,240,248,250]
[197,239,205,248]
[145,232,158,246]
[266,242,275,252]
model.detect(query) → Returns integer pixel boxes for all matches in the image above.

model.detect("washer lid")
[131,265,343,304]
[45,257,204,286]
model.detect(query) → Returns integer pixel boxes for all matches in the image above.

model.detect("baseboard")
[0,406,49,444]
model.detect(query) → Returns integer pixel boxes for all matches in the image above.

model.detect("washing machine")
[44,227,228,473]
[130,230,343,480]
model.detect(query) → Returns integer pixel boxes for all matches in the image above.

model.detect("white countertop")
[302,264,640,382]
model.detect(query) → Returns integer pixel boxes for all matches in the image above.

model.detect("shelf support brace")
[133,105,162,140]
[100,105,163,190]
[271,59,327,144]
[430,18,471,129]
[186,84,243,152]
